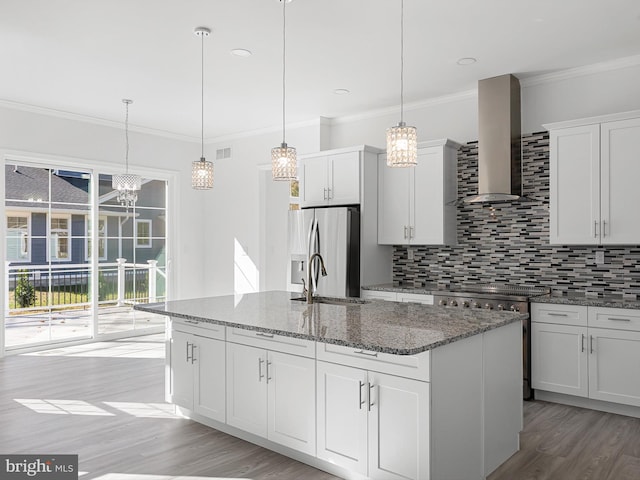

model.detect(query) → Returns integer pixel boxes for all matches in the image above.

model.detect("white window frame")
[135,219,152,248]
[6,212,31,262]
[49,213,72,262]
[85,215,107,261]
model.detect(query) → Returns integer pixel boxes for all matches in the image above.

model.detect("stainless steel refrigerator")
[287,206,360,297]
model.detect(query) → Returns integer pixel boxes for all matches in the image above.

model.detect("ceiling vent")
[216,147,232,160]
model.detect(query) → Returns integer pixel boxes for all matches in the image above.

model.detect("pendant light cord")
[400,0,405,124]
[282,0,287,145]
[125,101,130,173]
[201,30,205,159]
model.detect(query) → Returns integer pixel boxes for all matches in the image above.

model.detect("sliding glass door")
[4,162,168,351]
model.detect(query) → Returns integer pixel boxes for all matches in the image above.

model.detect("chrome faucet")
[307,253,327,304]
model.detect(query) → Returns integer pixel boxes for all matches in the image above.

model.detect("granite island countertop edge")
[134,292,525,355]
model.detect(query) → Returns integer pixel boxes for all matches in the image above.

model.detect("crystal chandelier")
[386,0,417,167]
[112,99,142,206]
[192,26,214,189]
[271,0,297,181]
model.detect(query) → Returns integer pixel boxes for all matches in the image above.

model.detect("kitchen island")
[135,291,525,480]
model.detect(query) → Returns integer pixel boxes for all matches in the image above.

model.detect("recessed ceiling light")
[334,88,350,95]
[457,57,477,66]
[231,48,252,57]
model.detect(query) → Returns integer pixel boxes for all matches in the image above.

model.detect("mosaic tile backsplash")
[392,132,640,296]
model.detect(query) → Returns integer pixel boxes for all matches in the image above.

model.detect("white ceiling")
[1,0,640,141]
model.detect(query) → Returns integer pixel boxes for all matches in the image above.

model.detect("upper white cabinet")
[378,139,458,245]
[546,112,640,245]
[298,150,360,207]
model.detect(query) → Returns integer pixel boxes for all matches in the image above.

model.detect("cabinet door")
[412,147,445,245]
[226,342,267,437]
[299,156,328,207]
[588,328,640,407]
[170,330,194,409]
[531,322,588,397]
[316,361,368,475]
[378,155,410,245]
[329,151,360,205]
[600,117,640,244]
[368,372,429,480]
[193,335,226,422]
[549,125,600,244]
[267,351,316,455]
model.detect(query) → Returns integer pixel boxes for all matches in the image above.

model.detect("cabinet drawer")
[226,327,316,358]
[172,318,225,341]
[589,307,640,332]
[531,303,588,327]
[317,342,430,381]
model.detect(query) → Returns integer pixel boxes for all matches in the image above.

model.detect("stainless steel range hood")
[463,74,522,204]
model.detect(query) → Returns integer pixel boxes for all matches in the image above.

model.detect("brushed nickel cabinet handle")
[603,220,607,237]
[410,226,414,238]
[594,220,598,238]
[354,349,378,357]
[368,382,375,411]
[191,344,197,363]
[256,332,274,338]
[358,381,366,410]
[548,312,568,317]
[581,334,585,353]
[590,335,594,354]
[607,317,631,322]
[266,361,272,383]
[258,357,265,381]
[404,226,408,239]
[186,342,192,363]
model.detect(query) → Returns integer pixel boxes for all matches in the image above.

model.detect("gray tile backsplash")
[392,132,640,296]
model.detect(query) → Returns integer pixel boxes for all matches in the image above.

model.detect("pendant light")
[192,26,214,189]
[271,0,297,181]
[112,99,142,206]
[386,0,417,167]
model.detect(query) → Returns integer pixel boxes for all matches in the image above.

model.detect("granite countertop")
[134,290,526,355]
[531,292,640,309]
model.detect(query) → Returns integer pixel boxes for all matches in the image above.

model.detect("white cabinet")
[378,139,458,245]
[299,150,360,207]
[316,360,429,480]
[546,113,640,245]
[532,303,640,408]
[170,321,226,423]
[225,329,316,455]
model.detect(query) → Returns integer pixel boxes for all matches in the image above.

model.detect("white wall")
[0,106,206,300]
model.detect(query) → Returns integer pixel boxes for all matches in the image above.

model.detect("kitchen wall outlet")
[595,251,605,265]
[407,248,414,260]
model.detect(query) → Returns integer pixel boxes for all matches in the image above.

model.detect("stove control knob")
[484,303,494,310]
[461,301,470,308]
[472,301,481,309]
[449,299,458,307]
[497,304,505,311]
[439,299,448,306]
[510,305,520,312]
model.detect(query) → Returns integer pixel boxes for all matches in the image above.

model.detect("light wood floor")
[1,335,639,480]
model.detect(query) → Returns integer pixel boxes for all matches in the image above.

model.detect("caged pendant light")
[386,0,417,167]
[271,0,297,181]
[112,99,142,207]
[192,26,214,189]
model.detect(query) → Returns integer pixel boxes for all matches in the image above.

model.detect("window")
[135,219,152,248]
[86,216,107,260]
[6,213,30,261]
[50,215,71,261]
[289,180,300,211]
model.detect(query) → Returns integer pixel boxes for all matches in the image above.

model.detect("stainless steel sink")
[291,296,370,306]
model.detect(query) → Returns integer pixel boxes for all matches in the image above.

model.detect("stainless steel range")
[433,284,550,400]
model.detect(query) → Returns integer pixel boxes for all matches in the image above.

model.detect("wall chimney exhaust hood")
[462,74,523,204]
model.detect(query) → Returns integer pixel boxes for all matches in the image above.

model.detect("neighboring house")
[5,165,166,268]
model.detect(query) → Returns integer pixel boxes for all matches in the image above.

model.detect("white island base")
[168,320,521,480]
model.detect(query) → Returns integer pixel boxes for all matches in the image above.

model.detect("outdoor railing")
[5,259,166,315]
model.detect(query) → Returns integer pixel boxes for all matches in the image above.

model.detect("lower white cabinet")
[171,326,226,422]
[532,303,640,408]
[226,341,316,455]
[316,360,429,480]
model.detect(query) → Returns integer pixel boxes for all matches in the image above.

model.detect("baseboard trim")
[534,391,640,418]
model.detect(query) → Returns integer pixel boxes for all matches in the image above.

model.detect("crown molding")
[520,54,640,88]
[0,99,198,143]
